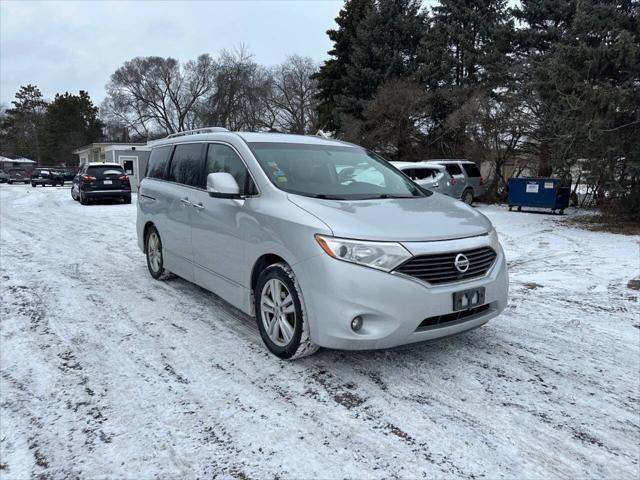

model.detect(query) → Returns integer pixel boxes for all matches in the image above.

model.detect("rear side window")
[204,143,257,195]
[445,164,463,176]
[147,146,172,180]
[462,163,481,177]
[86,166,125,179]
[413,168,435,180]
[168,143,205,187]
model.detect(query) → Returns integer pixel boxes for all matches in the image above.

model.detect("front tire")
[255,262,318,360]
[462,188,474,205]
[145,226,166,280]
[31,183,36,187]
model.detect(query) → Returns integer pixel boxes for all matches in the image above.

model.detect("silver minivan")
[137,128,508,359]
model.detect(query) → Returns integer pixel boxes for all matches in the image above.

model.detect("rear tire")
[31,183,36,187]
[79,189,88,205]
[123,196,131,204]
[255,262,318,360]
[71,186,79,201]
[145,226,166,280]
[462,188,474,205]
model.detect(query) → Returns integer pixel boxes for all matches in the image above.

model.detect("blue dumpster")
[508,177,570,214]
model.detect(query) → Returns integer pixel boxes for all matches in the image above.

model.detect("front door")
[191,143,257,309]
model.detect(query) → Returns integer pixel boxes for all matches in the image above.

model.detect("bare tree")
[270,56,319,134]
[103,55,216,136]
[202,47,275,131]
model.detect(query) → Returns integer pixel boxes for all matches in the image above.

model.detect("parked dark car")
[71,163,131,205]
[31,168,64,187]
[61,169,75,182]
[7,168,29,184]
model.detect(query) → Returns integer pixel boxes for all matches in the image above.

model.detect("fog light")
[351,316,363,332]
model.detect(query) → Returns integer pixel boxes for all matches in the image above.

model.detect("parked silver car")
[137,128,508,359]
[425,160,485,205]
[391,162,457,198]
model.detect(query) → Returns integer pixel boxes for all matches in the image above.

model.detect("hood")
[288,193,492,242]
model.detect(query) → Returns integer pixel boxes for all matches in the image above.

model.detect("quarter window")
[204,144,256,195]
[168,143,205,187]
[147,146,173,180]
[462,163,481,177]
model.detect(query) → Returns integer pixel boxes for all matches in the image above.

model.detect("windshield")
[248,142,427,200]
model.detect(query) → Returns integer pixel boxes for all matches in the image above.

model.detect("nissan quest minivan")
[137,128,508,359]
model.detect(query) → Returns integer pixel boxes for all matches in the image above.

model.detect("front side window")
[168,143,204,187]
[248,143,427,200]
[204,144,257,195]
[147,146,172,180]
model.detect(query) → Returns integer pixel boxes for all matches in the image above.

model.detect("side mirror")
[206,172,240,198]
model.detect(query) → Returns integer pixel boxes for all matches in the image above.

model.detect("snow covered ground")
[1,183,638,479]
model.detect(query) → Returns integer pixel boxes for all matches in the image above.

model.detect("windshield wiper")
[362,194,419,199]
[313,194,348,200]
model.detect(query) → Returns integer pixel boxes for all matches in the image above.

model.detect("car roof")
[148,129,359,149]
[424,159,474,164]
[391,161,446,170]
[86,162,122,167]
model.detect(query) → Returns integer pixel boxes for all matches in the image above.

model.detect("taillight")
[119,175,130,183]
[450,177,457,185]
[82,175,96,183]
[480,177,485,185]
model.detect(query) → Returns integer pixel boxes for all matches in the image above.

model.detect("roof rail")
[166,127,229,139]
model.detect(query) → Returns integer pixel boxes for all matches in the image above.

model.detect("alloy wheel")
[147,231,162,274]
[260,278,296,347]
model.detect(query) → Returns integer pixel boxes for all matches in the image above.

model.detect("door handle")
[180,198,192,206]
[433,183,439,188]
[192,202,204,211]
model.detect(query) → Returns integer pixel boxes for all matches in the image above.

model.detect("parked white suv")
[137,128,508,359]
[425,160,485,205]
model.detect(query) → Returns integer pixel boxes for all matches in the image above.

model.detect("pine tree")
[313,0,374,132]
[43,91,104,165]
[418,0,514,157]
[3,85,48,161]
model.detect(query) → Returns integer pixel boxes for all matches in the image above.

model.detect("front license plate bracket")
[453,287,485,311]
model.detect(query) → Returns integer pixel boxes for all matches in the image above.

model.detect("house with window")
[73,143,151,190]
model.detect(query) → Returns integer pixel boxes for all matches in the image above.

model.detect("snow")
[1,184,639,479]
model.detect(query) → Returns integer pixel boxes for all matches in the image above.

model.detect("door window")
[204,144,257,195]
[168,143,205,187]
[147,146,173,180]
[413,168,436,180]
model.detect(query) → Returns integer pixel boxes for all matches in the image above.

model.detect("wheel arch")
[250,254,288,297]
[142,221,156,253]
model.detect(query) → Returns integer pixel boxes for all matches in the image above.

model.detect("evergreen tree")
[43,91,104,165]
[2,85,48,161]
[313,0,374,132]
[342,0,426,120]
[418,0,514,157]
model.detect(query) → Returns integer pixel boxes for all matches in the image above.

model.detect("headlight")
[315,234,411,272]
[487,227,500,251]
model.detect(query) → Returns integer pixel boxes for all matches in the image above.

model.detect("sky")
[0,0,346,106]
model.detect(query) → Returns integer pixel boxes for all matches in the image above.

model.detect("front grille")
[394,246,496,285]
[417,304,491,330]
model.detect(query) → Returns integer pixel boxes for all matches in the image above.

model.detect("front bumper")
[293,236,508,350]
